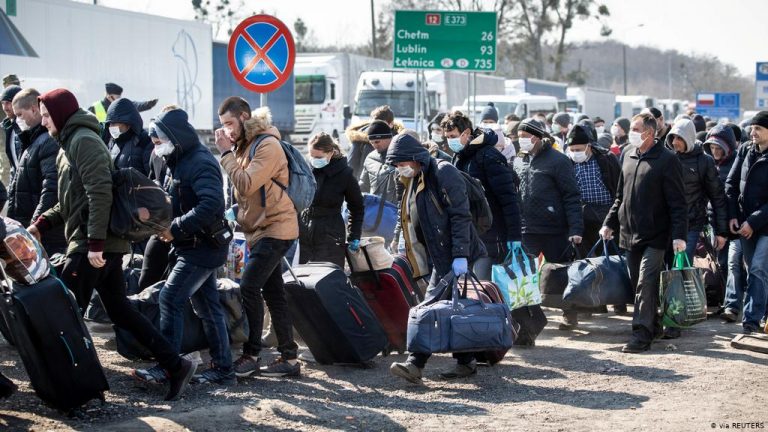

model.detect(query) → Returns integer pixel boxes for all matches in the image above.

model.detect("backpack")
[435,160,493,234]
[249,134,317,214]
[110,167,173,242]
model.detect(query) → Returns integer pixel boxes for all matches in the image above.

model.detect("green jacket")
[42,109,130,255]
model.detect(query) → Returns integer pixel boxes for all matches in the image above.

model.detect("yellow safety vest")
[92,100,107,122]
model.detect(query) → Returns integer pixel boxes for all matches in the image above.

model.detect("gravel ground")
[0,308,764,431]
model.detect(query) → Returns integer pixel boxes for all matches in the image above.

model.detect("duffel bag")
[345,193,398,243]
[563,239,633,307]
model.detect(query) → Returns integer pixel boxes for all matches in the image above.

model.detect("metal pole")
[370,0,377,58]
[413,71,419,134]
[622,45,627,95]
[473,72,477,126]
[260,92,268,109]
[667,54,672,99]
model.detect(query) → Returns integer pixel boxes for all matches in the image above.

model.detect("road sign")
[393,10,497,72]
[227,14,295,93]
[696,92,740,120]
[756,62,768,109]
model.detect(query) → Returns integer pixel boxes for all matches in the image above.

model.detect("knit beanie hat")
[105,82,123,95]
[566,124,592,146]
[480,103,499,123]
[554,112,571,128]
[367,120,393,140]
[615,117,630,134]
[518,118,548,139]
[0,85,22,103]
[692,114,706,133]
[38,88,80,133]
[750,111,768,129]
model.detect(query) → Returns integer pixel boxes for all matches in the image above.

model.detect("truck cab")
[291,55,346,145]
[452,94,558,124]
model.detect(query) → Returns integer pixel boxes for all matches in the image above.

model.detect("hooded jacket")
[513,138,583,237]
[703,124,738,186]
[726,140,768,236]
[38,109,130,255]
[105,98,153,176]
[299,156,364,266]
[154,109,227,268]
[604,139,688,250]
[345,121,374,181]
[666,119,728,234]
[386,134,486,280]
[454,127,522,248]
[7,123,65,254]
[220,110,298,247]
[360,145,398,204]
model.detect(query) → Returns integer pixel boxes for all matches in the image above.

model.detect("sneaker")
[743,326,757,335]
[389,361,423,384]
[662,327,681,340]
[133,364,169,385]
[0,372,16,399]
[260,357,301,378]
[233,355,261,378]
[558,311,579,331]
[721,309,738,323]
[165,358,195,401]
[298,351,316,363]
[439,361,478,379]
[192,365,236,385]
[622,338,651,353]
[613,304,629,316]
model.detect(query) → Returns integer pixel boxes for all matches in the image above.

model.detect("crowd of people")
[0,72,766,400]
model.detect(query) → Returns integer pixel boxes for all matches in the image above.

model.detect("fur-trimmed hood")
[344,120,405,144]
[244,107,281,144]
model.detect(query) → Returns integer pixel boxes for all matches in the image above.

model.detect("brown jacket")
[220,124,298,247]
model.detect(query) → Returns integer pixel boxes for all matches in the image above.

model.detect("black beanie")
[750,111,768,129]
[105,82,123,95]
[0,85,22,103]
[566,125,592,147]
[518,118,547,139]
[480,103,499,123]
[692,114,706,133]
[367,120,393,140]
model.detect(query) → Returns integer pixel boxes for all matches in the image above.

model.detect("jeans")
[740,236,768,330]
[240,237,298,359]
[684,230,701,265]
[159,257,232,371]
[625,246,666,343]
[473,241,509,280]
[61,253,181,372]
[723,239,746,312]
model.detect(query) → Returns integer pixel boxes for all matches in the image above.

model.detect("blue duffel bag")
[562,239,633,307]
[406,271,515,354]
[345,193,398,243]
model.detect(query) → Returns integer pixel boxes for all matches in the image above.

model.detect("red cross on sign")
[227,15,295,93]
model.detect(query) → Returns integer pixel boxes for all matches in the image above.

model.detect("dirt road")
[0,309,764,431]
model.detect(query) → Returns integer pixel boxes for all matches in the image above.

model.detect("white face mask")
[569,150,588,163]
[431,132,443,142]
[611,125,621,137]
[155,141,175,157]
[397,165,416,178]
[596,126,605,135]
[628,131,644,147]
[519,137,534,152]
[15,118,29,131]
[109,126,122,140]
[551,124,563,135]
[310,157,329,169]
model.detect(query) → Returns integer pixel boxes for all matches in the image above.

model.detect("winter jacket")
[105,98,153,176]
[1,117,21,176]
[0,179,6,212]
[725,141,768,236]
[7,123,66,253]
[454,128,522,246]
[360,148,398,204]
[345,122,374,181]
[590,144,622,199]
[386,135,486,279]
[604,139,688,250]
[513,139,583,237]
[703,124,739,187]
[39,109,131,255]
[220,122,298,248]
[666,120,728,235]
[299,157,364,266]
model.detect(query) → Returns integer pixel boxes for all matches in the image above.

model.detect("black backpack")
[435,160,493,234]
[109,167,173,242]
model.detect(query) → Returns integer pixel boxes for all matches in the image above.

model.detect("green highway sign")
[393,10,497,72]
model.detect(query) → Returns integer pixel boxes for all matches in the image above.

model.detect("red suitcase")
[461,274,519,365]
[348,250,422,354]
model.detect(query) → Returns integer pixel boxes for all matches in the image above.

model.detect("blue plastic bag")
[492,244,541,309]
[344,193,398,243]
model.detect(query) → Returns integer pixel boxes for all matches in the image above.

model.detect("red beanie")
[38,88,80,133]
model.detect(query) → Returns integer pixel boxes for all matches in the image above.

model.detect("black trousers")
[522,233,573,263]
[138,235,172,291]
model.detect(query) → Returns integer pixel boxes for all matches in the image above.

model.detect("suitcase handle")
[283,257,299,283]
[59,333,78,367]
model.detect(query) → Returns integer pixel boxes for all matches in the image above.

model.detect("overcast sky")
[85,0,765,77]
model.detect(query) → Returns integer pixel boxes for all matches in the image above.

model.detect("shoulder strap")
[246,134,281,207]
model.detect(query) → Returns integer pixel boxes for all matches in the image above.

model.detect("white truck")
[615,95,657,118]
[451,94,558,124]
[566,87,616,121]
[290,53,389,146]
[351,70,505,131]
[0,0,213,129]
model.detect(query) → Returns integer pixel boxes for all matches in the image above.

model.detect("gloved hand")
[452,257,468,276]
[348,239,361,252]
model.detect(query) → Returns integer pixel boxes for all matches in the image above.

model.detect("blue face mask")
[447,137,464,153]
[311,157,329,169]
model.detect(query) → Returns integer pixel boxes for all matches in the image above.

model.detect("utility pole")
[622,44,627,95]
[667,54,672,99]
[370,0,377,58]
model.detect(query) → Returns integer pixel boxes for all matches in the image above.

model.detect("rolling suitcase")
[283,260,387,365]
[461,274,519,365]
[0,268,108,412]
[510,305,548,346]
[348,250,422,354]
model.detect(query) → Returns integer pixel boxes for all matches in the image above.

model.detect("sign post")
[696,92,740,120]
[756,62,768,109]
[227,14,295,102]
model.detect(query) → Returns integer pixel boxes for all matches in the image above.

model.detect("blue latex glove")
[452,257,468,276]
[348,239,361,252]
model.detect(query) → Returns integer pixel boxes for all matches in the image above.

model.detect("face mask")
[569,150,588,163]
[311,157,329,169]
[628,131,644,147]
[397,165,416,178]
[109,126,122,139]
[519,137,534,152]
[447,137,464,153]
[551,124,563,135]
[431,132,443,143]
[611,125,620,136]
[15,118,29,131]
[155,141,175,157]
[596,126,605,135]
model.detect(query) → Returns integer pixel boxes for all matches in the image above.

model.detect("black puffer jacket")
[454,128,521,246]
[726,141,768,236]
[513,139,583,237]
[2,117,21,176]
[300,157,364,266]
[105,98,153,175]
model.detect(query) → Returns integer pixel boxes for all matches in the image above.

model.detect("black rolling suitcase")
[0,266,109,412]
[283,261,387,365]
